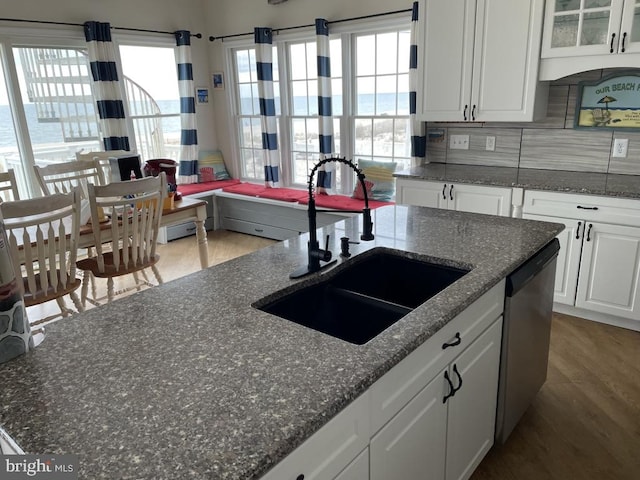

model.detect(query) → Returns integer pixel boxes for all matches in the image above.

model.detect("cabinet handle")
[471,104,476,121]
[577,205,598,210]
[621,32,627,52]
[463,104,468,121]
[586,223,593,242]
[442,332,462,349]
[449,184,454,201]
[610,32,616,53]
[442,184,447,200]
[576,221,582,240]
[296,475,305,480]
[443,370,455,403]
[452,364,463,393]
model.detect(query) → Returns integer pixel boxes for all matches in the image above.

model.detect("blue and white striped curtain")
[255,27,280,188]
[175,30,199,184]
[410,2,426,166]
[84,21,130,151]
[316,18,335,195]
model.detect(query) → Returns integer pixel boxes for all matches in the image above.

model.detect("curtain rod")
[0,17,202,38]
[208,7,412,42]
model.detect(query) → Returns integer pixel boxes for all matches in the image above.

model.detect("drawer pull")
[186,227,196,232]
[443,370,455,403]
[255,228,264,232]
[296,475,304,480]
[577,205,598,210]
[442,332,461,349]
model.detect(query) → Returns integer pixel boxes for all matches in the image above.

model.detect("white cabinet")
[368,281,504,480]
[540,0,640,79]
[396,178,513,217]
[260,281,506,480]
[444,318,502,480]
[418,0,547,122]
[370,318,503,480]
[523,190,640,327]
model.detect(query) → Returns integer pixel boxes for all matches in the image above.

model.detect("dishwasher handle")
[506,238,560,297]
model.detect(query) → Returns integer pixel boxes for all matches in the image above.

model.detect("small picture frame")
[212,72,224,90]
[195,87,209,104]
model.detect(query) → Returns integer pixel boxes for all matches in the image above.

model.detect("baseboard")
[553,303,640,332]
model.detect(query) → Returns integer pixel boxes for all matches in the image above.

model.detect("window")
[227,20,411,193]
[0,27,182,199]
[353,30,411,171]
[289,39,342,187]
[119,45,181,161]
[232,47,280,181]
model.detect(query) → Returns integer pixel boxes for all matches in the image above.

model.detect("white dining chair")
[76,173,167,305]
[0,187,84,325]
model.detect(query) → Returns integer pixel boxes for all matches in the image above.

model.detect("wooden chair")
[34,159,105,200]
[0,188,84,325]
[75,149,130,185]
[76,173,167,305]
[0,169,20,202]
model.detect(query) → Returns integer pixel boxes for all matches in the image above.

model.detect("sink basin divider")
[326,285,413,317]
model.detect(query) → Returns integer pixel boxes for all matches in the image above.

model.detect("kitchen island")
[0,205,563,479]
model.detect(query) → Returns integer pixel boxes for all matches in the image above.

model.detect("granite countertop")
[0,206,563,479]
[395,164,640,199]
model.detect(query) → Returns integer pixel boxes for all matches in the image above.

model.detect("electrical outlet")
[613,138,629,158]
[486,136,496,151]
[450,134,470,150]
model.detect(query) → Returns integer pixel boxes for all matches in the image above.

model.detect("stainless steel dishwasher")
[495,238,560,444]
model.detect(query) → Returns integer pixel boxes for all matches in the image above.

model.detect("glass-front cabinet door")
[541,0,639,57]
[619,0,640,53]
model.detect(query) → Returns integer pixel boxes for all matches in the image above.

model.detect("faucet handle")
[322,234,332,262]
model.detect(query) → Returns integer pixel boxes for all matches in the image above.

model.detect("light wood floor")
[27,231,640,479]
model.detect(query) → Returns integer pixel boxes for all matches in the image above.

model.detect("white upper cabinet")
[417,0,548,122]
[540,0,640,79]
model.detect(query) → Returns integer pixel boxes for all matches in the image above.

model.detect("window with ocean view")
[228,20,410,192]
[119,45,181,161]
[0,34,181,198]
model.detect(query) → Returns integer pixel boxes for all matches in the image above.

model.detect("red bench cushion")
[222,182,267,196]
[299,194,392,210]
[222,183,308,202]
[178,179,240,196]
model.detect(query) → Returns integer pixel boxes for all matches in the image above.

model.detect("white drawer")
[222,217,299,240]
[523,190,640,227]
[368,280,505,434]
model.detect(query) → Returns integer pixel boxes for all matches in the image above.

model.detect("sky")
[0,44,179,106]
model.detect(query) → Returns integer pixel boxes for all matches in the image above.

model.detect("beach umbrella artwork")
[598,95,617,111]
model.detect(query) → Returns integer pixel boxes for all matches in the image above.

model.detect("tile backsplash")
[426,69,640,176]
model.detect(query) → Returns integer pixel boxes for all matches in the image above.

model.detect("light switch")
[450,134,469,150]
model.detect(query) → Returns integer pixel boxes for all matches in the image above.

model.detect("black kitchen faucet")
[290,156,375,279]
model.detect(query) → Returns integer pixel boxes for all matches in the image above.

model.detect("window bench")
[216,183,393,241]
[160,180,393,242]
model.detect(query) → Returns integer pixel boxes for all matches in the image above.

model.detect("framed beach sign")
[575,72,640,130]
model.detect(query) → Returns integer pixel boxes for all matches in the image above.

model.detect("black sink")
[254,249,470,345]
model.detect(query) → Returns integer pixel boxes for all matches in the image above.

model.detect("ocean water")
[0,100,181,150]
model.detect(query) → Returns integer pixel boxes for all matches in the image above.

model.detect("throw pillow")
[198,150,231,182]
[352,179,374,200]
[353,159,397,201]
